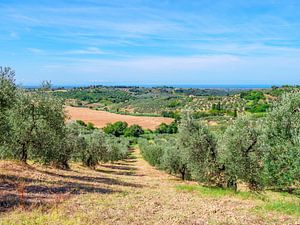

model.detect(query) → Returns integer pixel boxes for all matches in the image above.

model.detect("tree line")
[139,92,300,192]
[0,67,129,169]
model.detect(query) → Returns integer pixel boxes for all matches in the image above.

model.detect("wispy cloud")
[26,47,107,56]
[1,0,300,84]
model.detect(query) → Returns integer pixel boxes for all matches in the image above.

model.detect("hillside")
[1,148,299,224]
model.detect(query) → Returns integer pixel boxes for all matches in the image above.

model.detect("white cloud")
[26,47,106,56]
[27,48,44,54]
[62,47,106,55]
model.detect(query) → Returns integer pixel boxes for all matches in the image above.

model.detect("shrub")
[86,122,95,130]
[103,121,128,137]
[155,121,178,134]
[124,124,144,137]
[76,120,86,127]
[240,91,265,101]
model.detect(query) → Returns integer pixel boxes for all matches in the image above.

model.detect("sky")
[0,0,300,86]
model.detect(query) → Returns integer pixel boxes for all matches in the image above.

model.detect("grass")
[261,201,300,216]
[176,184,262,200]
[176,184,300,217]
[1,151,299,224]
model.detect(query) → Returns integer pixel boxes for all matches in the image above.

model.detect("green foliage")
[0,70,129,168]
[245,102,269,113]
[161,138,189,180]
[106,137,129,162]
[124,124,144,137]
[76,120,86,127]
[178,115,221,184]
[54,87,134,104]
[0,67,16,144]
[241,91,265,101]
[80,130,108,168]
[6,90,67,166]
[220,116,264,191]
[0,67,16,110]
[86,122,95,130]
[261,92,300,188]
[161,111,181,120]
[103,121,128,137]
[241,91,269,113]
[139,138,165,167]
[155,121,178,134]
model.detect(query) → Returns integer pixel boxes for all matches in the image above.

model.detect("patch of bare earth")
[65,106,173,130]
[0,149,299,224]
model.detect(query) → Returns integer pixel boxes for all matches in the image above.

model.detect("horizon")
[22,83,288,89]
[1,0,300,84]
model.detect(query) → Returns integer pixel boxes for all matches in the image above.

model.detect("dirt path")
[57,149,298,225]
[0,148,299,224]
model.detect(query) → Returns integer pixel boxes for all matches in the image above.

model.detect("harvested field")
[0,148,299,225]
[65,106,173,130]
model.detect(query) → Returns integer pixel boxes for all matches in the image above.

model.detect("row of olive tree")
[221,92,300,191]
[140,92,300,191]
[68,121,129,168]
[0,67,129,168]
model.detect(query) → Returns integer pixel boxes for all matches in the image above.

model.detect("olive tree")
[80,130,108,168]
[161,137,189,180]
[0,67,16,145]
[106,136,129,162]
[7,91,66,165]
[261,92,300,188]
[178,113,221,185]
[220,116,264,191]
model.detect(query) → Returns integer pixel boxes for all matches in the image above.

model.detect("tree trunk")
[227,178,237,191]
[21,143,27,163]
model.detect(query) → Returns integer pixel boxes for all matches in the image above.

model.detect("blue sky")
[1,0,300,85]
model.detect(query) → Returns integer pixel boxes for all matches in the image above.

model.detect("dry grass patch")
[0,149,299,225]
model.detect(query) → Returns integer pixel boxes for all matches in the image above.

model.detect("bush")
[103,121,128,137]
[155,121,178,134]
[124,124,144,137]
[86,122,95,130]
[240,91,265,101]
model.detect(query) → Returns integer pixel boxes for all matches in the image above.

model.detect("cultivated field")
[65,106,173,130]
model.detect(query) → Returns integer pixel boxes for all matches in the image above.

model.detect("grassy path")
[0,148,299,224]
